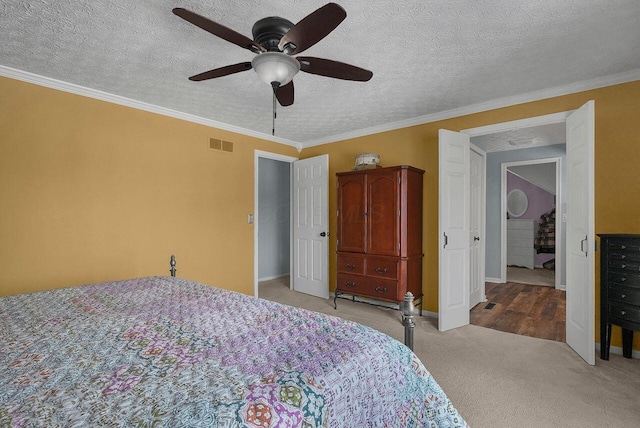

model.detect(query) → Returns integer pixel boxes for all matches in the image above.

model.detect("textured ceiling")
[471,122,566,153]
[2,0,640,147]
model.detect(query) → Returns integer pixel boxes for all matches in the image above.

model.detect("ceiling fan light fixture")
[251,52,300,87]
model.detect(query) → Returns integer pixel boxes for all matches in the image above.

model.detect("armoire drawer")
[337,254,365,275]
[365,256,398,279]
[608,303,640,324]
[336,273,398,301]
[608,271,640,288]
[608,287,640,306]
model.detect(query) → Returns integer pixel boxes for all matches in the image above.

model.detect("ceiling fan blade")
[275,81,294,106]
[189,62,252,81]
[277,3,346,55]
[173,8,264,53]
[297,57,373,81]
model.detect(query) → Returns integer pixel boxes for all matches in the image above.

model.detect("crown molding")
[2,64,638,153]
[0,65,300,150]
[301,68,640,148]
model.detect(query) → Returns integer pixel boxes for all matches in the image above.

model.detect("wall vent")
[222,140,234,153]
[209,138,234,153]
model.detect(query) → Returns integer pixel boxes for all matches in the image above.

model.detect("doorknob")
[320,232,330,237]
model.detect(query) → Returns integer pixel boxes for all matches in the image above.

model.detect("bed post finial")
[170,255,176,277]
[400,292,416,351]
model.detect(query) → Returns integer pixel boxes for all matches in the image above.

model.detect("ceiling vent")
[508,137,541,147]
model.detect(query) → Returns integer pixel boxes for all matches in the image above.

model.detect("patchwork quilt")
[0,276,467,427]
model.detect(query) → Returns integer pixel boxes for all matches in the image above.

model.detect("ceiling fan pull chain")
[272,88,276,136]
[271,82,279,136]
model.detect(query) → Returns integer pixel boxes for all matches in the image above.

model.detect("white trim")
[258,273,290,282]
[470,142,487,310]
[461,111,571,136]
[302,68,640,148]
[594,343,640,360]
[0,65,301,151]
[485,277,502,283]
[3,64,639,150]
[253,150,298,298]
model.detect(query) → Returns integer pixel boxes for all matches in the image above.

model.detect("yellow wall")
[301,79,640,350]
[0,76,298,296]
[2,74,639,350]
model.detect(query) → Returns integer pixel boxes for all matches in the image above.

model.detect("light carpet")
[259,281,640,428]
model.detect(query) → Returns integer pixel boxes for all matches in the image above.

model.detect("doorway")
[254,151,330,301]
[254,150,297,298]
[470,129,566,342]
[440,103,596,364]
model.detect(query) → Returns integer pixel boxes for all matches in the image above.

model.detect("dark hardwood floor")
[470,282,566,342]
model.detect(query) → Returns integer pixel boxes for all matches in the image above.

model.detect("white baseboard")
[485,277,502,283]
[595,343,640,359]
[258,273,289,282]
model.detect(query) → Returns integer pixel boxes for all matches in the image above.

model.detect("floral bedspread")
[0,276,467,427]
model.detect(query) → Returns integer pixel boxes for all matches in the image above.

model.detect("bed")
[0,275,467,427]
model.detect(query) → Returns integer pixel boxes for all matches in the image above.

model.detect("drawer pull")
[345,263,356,270]
[621,294,626,299]
[621,277,627,282]
[375,286,387,294]
[344,281,356,288]
[375,267,388,274]
[621,264,627,269]
[621,310,626,316]
[621,255,626,260]
[622,245,627,250]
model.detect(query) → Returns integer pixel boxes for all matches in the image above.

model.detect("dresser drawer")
[608,271,640,288]
[608,303,640,324]
[336,273,398,301]
[609,287,640,306]
[336,273,368,294]
[365,256,398,279]
[609,252,640,263]
[337,254,365,274]
[608,260,640,272]
[608,241,640,254]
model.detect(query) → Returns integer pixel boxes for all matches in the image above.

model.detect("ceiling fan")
[172,3,373,108]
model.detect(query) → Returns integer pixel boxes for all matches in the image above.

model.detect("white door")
[439,129,471,331]
[565,101,595,365]
[469,146,485,308]
[292,155,330,299]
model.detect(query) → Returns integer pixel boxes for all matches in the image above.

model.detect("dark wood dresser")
[599,234,640,360]
[335,165,424,310]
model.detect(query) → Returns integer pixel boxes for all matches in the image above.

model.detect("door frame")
[253,150,298,298]
[501,157,562,289]
[461,110,572,284]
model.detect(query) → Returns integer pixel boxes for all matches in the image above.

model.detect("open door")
[565,101,595,365]
[469,145,486,308]
[292,155,330,299]
[439,129,471,331]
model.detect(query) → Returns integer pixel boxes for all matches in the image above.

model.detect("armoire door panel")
[366,170,399,256]
[337,174,366,253]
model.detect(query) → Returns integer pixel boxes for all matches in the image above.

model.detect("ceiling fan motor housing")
[252,17,294,52]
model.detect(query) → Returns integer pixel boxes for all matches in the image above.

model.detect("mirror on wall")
[507,189,528,217]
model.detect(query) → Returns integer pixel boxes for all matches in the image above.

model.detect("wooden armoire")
[335,165,424,307]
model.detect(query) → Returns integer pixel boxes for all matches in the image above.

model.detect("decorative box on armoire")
[334,165,424,311]
[598,234,640,360]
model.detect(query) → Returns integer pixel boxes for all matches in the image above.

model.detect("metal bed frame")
[168,255,416,351]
